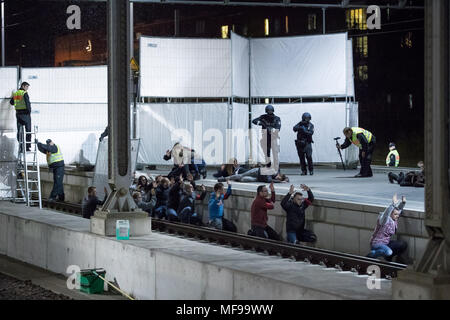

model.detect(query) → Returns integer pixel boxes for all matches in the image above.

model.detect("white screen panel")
[0,67,18,99]
[229,103,250,163]
[140,37,231,97]
[35,130,102,166]
[21,66,107,103]
[31,103,107,132]
[250,33,347,97]
[347,39,355,97]
[138,103,229,165]
[231,32,250,98]
[251,103,347,163]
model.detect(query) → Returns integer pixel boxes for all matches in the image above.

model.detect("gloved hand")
[35,138,38,144]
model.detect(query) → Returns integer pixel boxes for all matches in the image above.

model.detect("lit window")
[221,25,229,39]
[401,32,413,48]
[308,14,317,31]
[357,65,368,81]
[86,40,92,52]
[265,98,269,104]
[346,9,367,30]
[356,36,369,58]
[285,16,289,34]
[264,19,269,36]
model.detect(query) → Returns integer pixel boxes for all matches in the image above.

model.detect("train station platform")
[38,165,427,264]
[0,201,391,300]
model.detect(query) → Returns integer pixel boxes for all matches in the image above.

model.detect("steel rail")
[42,199,406,278]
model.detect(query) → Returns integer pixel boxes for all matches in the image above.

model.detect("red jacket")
[251,192,275,228]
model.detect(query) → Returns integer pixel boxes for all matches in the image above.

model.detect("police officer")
[386,142,400,167]
[37,139,65,202]
[293,112,314,175]
[252,105,281,170]
[338,127,376,178]
[10,82,32,151]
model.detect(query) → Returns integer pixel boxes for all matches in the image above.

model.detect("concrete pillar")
[392,0,450,299]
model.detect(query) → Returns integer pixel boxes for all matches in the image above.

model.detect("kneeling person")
[281,184,316,244]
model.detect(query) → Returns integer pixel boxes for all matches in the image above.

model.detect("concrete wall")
[40,169,428,264]
[0,204,392,300]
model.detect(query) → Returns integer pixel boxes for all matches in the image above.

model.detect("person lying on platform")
[218,166,289,184]
[213,158,250,178]
[388,161,425,188]
[248,182,281,241]
[82,186,108,219]
[178,182,207,226]
[281,184,317,244]
[132,191,156,216]
[208,180,236,232]
[366,194,407,262]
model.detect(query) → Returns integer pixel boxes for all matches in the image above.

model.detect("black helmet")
[389,142,396,148]
[302,112,311,121]
[265,105,274,114]
[46,139,52,144]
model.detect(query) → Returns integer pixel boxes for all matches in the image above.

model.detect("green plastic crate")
[77,268,106,294]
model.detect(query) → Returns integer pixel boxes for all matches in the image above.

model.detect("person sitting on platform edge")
[281,184,317,244]
[154,178,170,218]
[248,182,281,241]
[367,194,407,262]
[178,182,207,225]
[36,138,65,202]
[388,161,425,188]
[132,191,156,216]
[208,180,236,232]
[82,186,108,219]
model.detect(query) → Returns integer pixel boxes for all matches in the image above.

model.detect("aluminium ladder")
[14,125,42,209]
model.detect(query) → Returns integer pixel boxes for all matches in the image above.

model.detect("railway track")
[42,199,407,279]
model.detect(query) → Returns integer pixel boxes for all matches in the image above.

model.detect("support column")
[90,0,150,237]
[392,0,450,299]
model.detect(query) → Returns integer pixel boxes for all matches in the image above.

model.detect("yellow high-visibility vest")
[386,150,400,167]
[351,127,373,149]
[47,145,64,165]
[13,89,27,111]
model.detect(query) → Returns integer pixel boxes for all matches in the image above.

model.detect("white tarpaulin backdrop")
[250,33,348,97]
[140,37,232,97]
[0,67,108,166]
[21,66,107,103]
[251,103,348,163]
[138,103,230,165]
[231,32,250,98]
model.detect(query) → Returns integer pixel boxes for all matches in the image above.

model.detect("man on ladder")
[10,82,32,152]
[36,139,65,202]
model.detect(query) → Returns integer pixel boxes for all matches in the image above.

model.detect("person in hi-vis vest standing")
[338,127,377,178]
[37,139,65,202]
[9,82,32,151]
[386,142,400,167]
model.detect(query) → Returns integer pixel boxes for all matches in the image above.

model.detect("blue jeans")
[167,208,179,221]
[50,165,65,200]
[179,207,201,225]
[368,243,393,258]
[154,206,167,219]
[287,232,297,244]
[208,217,223,230]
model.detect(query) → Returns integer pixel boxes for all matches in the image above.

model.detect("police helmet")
[265,105,274,114]
[302,112,312,121]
